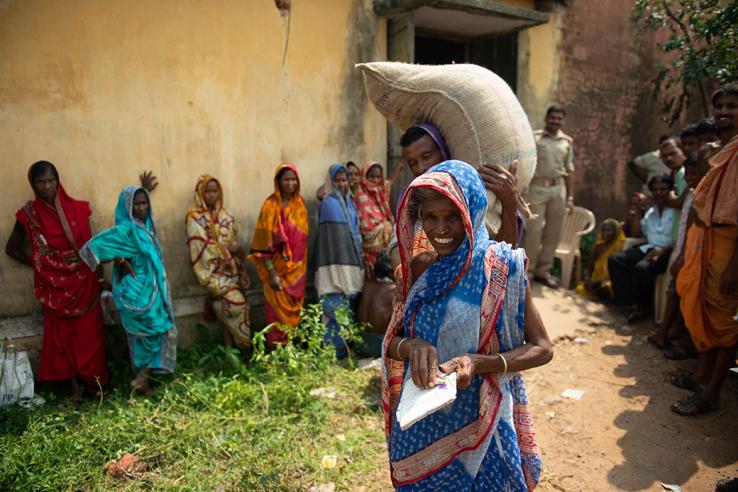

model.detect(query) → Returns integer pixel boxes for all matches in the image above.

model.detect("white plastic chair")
[555,206,596,289]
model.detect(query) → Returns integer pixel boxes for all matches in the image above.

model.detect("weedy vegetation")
[0,302,388,491]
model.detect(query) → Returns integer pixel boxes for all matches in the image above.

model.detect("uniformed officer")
[524,104,575,289]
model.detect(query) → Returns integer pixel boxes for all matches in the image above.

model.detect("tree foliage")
[632,0,738,124]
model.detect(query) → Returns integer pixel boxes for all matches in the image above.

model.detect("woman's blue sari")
[315,164,364,357]
[382,161,541,491]
[80,186,176,373]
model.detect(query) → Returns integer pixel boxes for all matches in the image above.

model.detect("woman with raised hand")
[6,161,109,403]
[383,160,553,490]
[80,173,176,395]
[314,164,364,358]
[186,175,251,349]
[248,163,308,348]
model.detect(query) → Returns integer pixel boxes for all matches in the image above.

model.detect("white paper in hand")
[396,372,458,431]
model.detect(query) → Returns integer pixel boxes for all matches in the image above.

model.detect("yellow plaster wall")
[516,8,562,129]
[0,0,387,317]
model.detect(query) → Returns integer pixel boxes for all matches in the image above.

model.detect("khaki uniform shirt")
[534,129,574,179]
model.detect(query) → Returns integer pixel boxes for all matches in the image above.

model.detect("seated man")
[356,252,395,357]
[608,175,675,323]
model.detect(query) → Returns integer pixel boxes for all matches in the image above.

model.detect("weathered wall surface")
[517,7,562,128]
[523,1,677,221]
[0,0,387,319]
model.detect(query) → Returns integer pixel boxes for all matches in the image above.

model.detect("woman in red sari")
[5,161,109,403]
[248,163,309,347]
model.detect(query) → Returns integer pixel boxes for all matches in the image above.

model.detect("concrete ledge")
[374,0,549,23]
[0,293,261,339]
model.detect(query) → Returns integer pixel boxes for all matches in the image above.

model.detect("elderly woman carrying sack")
[383,160,553,490]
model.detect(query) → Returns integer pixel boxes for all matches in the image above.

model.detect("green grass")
[0,305,388,491]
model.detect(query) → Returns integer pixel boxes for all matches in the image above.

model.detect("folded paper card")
[396,372,458,430]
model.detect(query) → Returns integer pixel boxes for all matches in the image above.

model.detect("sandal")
[669,371,703,393]
[716,477,738,492]
[671,393,718,416]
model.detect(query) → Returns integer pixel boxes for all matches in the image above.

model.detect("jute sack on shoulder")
[356,62,536,234]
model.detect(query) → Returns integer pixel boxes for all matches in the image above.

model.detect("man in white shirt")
[608,175,675,323]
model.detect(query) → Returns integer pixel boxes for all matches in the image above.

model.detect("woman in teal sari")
[80,178,176,394]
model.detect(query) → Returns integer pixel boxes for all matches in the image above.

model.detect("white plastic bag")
[0,338,35,406]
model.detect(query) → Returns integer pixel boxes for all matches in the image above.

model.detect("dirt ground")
[358,285,738,492]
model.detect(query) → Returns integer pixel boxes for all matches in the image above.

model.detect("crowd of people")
[5,81,736,490]
[576,82,738,418]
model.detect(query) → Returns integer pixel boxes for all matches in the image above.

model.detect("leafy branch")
[632,0,737,124]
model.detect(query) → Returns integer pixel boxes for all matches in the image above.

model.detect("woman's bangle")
[393,265,402,280]
[498,353,508,374]
[396,337,409,360]
[264,259,274,271]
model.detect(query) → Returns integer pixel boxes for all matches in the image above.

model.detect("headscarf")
[249,162,308,262]
[16,163,99,317]
[323,163,362,260]
[354,161,395,254]
[416,123,451,161]
[382,160,539,487]
[186,174,224,223]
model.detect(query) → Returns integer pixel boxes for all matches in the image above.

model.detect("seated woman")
[80,176,176,395]
[248,163,308,348]
[354,161,402,277]
[575,218,625,299]
[383,160,553,490]
[315,164,364,358]
[186,175,251,349]
[5,161,109,403]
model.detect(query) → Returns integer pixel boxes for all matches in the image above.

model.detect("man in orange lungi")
[673,82,738,416]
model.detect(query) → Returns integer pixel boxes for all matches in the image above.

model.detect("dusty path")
[525,285,738,491]
[357,286,738,491]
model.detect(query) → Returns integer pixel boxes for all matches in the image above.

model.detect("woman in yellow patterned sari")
[576,218,625,299]
[186,175,251,349]
[248,163,309,347]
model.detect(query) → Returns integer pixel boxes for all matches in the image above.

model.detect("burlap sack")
[356,62,536,233]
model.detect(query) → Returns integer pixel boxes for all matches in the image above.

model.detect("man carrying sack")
[525,104,575,289]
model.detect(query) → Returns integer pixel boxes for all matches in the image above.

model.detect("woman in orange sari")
[674,83,738,416]
[248,163,309,347]
[186,175,251,349]
[353,161,400,275]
